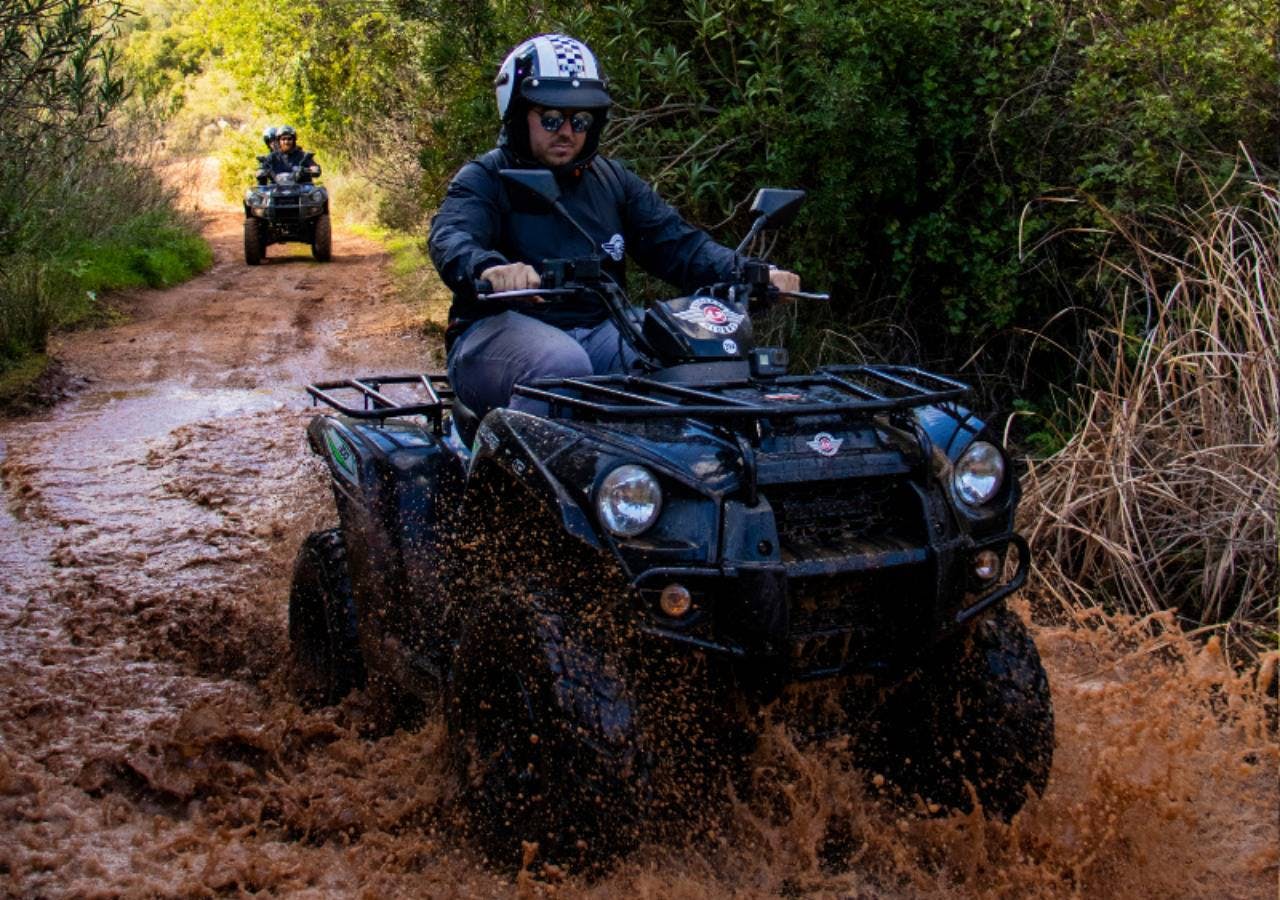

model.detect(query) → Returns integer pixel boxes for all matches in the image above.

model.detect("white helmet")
[494,34,612,124]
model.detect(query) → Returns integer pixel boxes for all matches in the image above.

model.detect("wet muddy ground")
[0,163,1275,898]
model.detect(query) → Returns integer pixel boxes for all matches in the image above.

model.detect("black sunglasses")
[536,109,594,134]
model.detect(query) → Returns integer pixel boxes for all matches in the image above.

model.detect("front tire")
[446,588,648,870]
[311,213,332,261]
[243,218,265,265]
[288,529,365,707]
[854,605,1054,820]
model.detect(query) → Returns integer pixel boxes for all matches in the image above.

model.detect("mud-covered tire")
[243,218,265,265]
[855,605,1054,820]
[446,589,648,870]
[288,529,365,707]
[311,214,332,261]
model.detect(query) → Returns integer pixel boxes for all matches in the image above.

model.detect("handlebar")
[474,278,828,305]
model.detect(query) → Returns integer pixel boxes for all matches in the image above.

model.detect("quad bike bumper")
[245,185,328,244]
[629,532,1029,682]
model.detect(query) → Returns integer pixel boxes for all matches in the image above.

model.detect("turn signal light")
[973,549,1001,582]
[659,583,693,618]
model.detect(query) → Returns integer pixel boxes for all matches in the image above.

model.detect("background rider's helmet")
[493,34,612,170]
[262,125,278,150]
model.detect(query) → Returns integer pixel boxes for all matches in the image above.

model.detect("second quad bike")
[288,172,1054,867]
[243,152,331,264]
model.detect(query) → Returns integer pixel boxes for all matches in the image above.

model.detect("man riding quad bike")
[243,125,331,264]
[288,174,1055,870]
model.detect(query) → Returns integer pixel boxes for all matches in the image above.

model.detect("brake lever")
[777,290,830,301]
[473,286,577,302]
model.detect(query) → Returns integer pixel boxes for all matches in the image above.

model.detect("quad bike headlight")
[596,464,662,537]
[952,441,1005,506]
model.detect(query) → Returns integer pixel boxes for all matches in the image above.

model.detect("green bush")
[217,127,268,200]
[65,212,213,293]
[0,1,212,379]
[0,208,211,370]
[393,0,1276,367]
[0,260,61,363]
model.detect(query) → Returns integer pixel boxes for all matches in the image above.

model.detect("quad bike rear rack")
[306,374,455,432]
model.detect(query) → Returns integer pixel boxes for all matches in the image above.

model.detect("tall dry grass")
[1022,165,1279,654]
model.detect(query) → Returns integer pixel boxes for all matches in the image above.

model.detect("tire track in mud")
[0,161,1275,897]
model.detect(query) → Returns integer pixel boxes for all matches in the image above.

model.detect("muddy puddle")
[0,164,1275,897]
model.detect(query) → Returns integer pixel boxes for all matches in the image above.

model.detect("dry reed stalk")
[1022,167,1279,654]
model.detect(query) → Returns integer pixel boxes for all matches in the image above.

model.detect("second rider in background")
[257,125,321,185]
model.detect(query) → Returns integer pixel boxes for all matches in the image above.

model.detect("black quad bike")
[243,152,331,265]
[288,172,1054,866]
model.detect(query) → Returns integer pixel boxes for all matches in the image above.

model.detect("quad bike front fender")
[464,409,604,552]
[912,403,985,463]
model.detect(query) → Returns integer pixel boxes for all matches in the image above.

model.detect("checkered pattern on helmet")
[545,33,587,76]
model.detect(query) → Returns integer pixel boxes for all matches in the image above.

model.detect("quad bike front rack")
[306,366,984,455]
[514,364,972,425]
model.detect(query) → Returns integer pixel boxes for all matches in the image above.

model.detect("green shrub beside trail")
[0,208,212,371]
[62,212,213,295]
[0,1,211,386]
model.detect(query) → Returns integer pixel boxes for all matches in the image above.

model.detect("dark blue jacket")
[429,148,738,344]
[257,148,319,183]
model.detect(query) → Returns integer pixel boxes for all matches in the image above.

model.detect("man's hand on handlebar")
[768,267,801,294]
[480,263,541,294]
[764,267,828,303]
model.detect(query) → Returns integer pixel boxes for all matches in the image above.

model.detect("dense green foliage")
[124,0,1276,386]
[0,0,128,258]
[0,0,211,376]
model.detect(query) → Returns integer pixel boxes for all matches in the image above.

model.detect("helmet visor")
[519,77,611,111]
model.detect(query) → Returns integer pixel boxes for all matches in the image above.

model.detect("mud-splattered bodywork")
[305,367,1027,698]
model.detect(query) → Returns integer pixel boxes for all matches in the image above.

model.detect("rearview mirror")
[735,188,807,254]
[749,189,806,229]
[499,169,561,206]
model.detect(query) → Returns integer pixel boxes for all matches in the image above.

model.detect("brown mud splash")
[1,161,1276,897]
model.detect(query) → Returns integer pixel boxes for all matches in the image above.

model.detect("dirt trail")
[0,161,1275,898]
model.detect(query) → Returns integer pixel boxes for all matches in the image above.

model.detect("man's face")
[526,106,588,167]
[278,133,295,152]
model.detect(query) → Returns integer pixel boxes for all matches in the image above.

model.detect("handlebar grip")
[475,279,494,296]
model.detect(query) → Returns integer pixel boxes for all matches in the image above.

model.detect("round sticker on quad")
[807,432,843,457]
[674,299,744,335]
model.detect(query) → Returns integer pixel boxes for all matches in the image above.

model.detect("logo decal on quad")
[324,428,360,484]
[601,233,625,261]
[722,338,738,354]
[476,426,500,452]
[673,299,744,335]
[807,432,843,457]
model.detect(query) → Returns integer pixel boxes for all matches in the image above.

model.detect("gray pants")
[447,310,640,416]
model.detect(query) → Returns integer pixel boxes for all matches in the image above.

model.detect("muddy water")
[1,164,1276,897]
